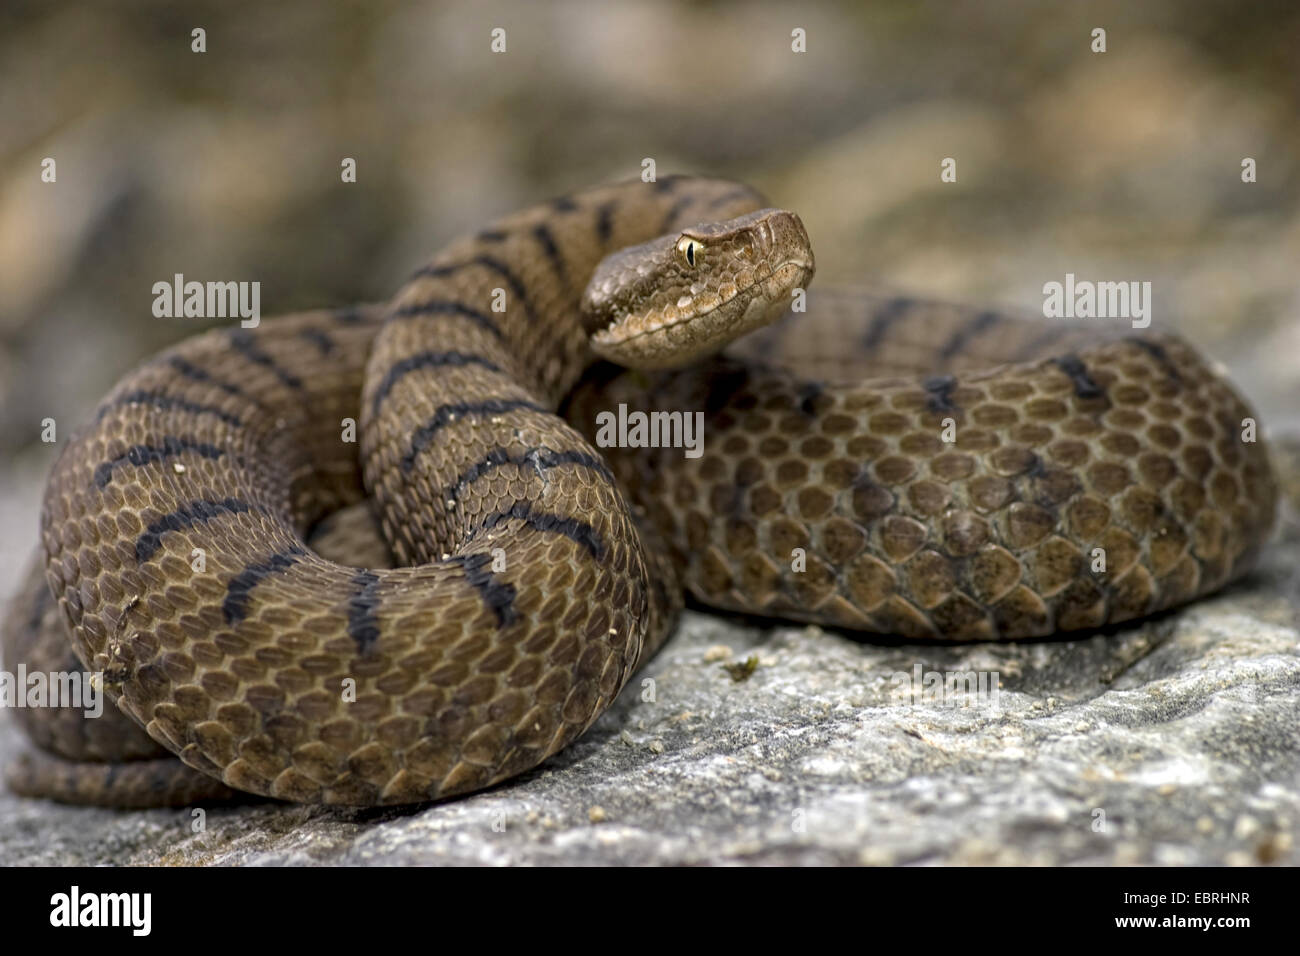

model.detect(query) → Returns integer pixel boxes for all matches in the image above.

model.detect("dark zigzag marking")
[166,356,246,398]
[387,299,505,342]
[135,497,256,563]
[1053,354,1104,399]
[476,229,508,243]
[1012,325,1068,362]
[94,436,225,489]
[923,375,959,413]
[797,381,824,417]
[446,447,614,503]
[474,501,606,561]
[658,194,696,234]
[938,310,1000,361]
[1127,337,1183,383]
[369,351,507,417]
[333,306,369,325]
[300,328,335,355]
[97,391,243,429]
[402,399,547,473]
[222,546,307,625]
[861,297,913,351]
[447,553,517,628]
[595,201,616,245]
[345,569,383,652]
[531,222,567,285]
[228,331,304,391]
[414,256,536,324]
[549,195,578,213]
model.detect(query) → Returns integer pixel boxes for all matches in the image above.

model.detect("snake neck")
[357,177,764,568]
[370,176,768,408]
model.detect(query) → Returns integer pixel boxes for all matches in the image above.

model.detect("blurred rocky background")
[1,0,1297,864]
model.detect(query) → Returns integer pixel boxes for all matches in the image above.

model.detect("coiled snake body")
[2,177,1276,807]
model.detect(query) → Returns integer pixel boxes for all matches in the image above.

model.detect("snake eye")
[677,236,701,268]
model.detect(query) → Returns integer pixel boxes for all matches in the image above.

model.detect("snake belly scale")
[2,177,1276,807]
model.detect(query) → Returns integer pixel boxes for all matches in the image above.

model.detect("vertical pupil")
[686,243,695,265]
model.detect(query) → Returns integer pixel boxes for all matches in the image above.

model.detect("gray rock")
[3,512,1297,866]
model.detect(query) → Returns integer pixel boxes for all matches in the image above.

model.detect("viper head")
[581,207,815,370]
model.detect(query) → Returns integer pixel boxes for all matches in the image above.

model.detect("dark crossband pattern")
[595,200,617,245]
[861,297,913,351]
[447,553,517,628]
[658,195,697,233]
[401,398,548,472]
[93,436,225,488]
[414,256,538,325]
[1128,337,1183,382]
[345,569,383,651]
[166,355,247,397]
[228,330,304,390]
[938,310,1000,360]
[471,501,607,561]
[446,447,615,504]
[387,299,504,340]
[222,547,307,625]
[369,351,507,417]
[97,390,244,428]
[300,328,336,355]
[531,223,568,284]
[135,497,258,563]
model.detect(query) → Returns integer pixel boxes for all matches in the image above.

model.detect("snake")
[1,176,1277,808]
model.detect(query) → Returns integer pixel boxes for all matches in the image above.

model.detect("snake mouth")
[592,255,815,349]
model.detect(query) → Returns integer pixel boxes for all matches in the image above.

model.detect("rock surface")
[4,508,1297,866]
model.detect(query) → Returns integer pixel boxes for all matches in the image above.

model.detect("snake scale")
[1,176,1277,807]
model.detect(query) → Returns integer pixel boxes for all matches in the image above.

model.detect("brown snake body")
[2,177,1277,807]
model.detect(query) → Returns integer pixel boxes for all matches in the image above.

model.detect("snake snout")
[588,207,816,370]
[754,209,815,274]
